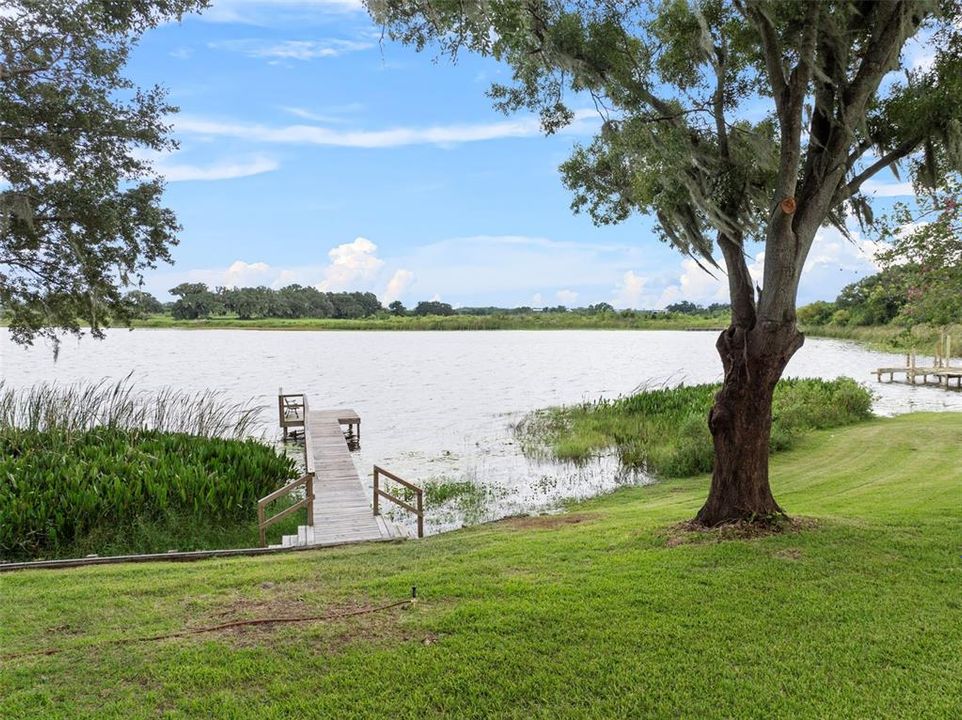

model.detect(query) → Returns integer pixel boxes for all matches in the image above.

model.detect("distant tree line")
[118,284,735,321]
[162,284,384,320]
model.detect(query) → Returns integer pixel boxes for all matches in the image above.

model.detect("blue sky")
[128,0,918,308]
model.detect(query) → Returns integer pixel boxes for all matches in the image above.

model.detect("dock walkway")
[873,331,962,391]
[266,396,411,549]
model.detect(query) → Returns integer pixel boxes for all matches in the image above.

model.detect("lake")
[3,328,960,532]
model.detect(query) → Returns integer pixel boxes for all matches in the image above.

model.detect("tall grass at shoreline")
[516,377,874,478]
[0,376,261,438]
[0,378,300,560]
[804,322,962,354]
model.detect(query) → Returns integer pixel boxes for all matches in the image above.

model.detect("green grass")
[516,377,874,477]
[1,413,961,718]
[47,500,307,558]
[804,321,962,354]
[128,312,729,331]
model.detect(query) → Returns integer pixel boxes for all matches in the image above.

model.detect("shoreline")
[4,316,958,356]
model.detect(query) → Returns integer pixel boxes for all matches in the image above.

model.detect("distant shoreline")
[4,315,951,352]
[121,314,731,332]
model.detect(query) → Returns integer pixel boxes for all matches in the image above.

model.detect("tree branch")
[832,138,921,204]
[717,232,755,330]
[739,0,787,114]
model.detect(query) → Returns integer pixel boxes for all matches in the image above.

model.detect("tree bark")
[695,321,804,526]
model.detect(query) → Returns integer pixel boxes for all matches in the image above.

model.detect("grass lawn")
[2,413,961,719]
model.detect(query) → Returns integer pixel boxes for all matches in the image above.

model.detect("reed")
[0,375,261,438]
[516,377,874,478]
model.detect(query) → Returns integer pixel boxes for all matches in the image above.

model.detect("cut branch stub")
[779,197,797,215]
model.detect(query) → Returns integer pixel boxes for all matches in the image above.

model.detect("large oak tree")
[0,0,207,347]
[367,0,962,524]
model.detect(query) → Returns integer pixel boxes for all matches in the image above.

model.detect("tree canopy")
[878,174,962,325]
[368,0,962,524]
[369,0,962,326]
[0,0,207,346]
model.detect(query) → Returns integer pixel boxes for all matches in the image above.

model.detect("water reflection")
[3,329,960,533]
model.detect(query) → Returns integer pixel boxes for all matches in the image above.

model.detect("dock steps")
[270,519,411,549]
[261,392,422,549]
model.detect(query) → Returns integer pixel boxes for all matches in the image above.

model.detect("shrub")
[0,427,295,559]
[831,309,852,326]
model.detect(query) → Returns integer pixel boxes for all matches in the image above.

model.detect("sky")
[126,0,924,309]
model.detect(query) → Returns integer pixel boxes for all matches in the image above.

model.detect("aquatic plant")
[516,377,874,479]
[0,427,296,559]
[0,375,262,438]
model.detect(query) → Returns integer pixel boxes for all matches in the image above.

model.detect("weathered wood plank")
[302,406,390,544]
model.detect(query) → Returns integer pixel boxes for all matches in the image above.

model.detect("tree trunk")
[695,322,805,526]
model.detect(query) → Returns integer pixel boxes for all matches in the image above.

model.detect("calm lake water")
[3,329,960,532]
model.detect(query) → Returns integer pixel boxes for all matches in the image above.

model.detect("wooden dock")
[873,331,962,390]
[261,392,421,549]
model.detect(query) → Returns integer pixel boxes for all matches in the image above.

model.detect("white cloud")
[317,236,385,291]
[860,179,916,197]
[613,271,650,308]
[175,109,601,149]
[150,236,397,297]
[156,155,279,182]
[280,103,363,123]
[210,38,372,60]
[383,269,415,303]
[654,260,727,308]
[200,0,363,24]
[649,227,886,310]
[222,260,274,287]
[144,225,891,309]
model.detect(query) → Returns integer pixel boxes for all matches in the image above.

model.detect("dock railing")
[373,465,424,538]
[257,473,315,547]
[258,394,316,547]
[278,387,306,438]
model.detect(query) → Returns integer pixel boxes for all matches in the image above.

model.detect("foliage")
[123,290,164,318]
[368,0,962,521]
[804,321,962,354]
[798,262,960,332]
[0,426,295,559]
[367,0,962,329]
[126,308,731,331]
[2,415,962,717]
[169,282,223,320]
[0,0,208,347]
[517,378,873,477]
[877,174,962,325]
[797,268,912,328]
[413,300,456,316]
[168,283,382,320]
[0,377,261,438]
[796,300,837,326]
[834,269,909,325]
[665,301,730,316]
